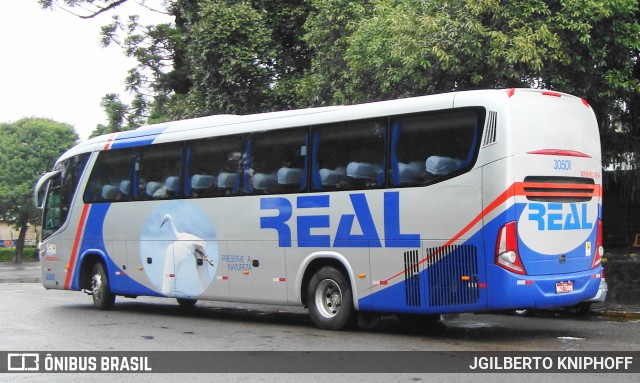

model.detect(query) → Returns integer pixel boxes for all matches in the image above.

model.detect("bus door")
[104,239,130,293]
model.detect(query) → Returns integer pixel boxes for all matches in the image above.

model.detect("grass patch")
[0,247,38,262]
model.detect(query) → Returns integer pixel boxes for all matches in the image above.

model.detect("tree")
[89,93,143,138]
[37,0,132,19]
[297,0,373,105]
[39,0,640,201]
[301,0,640,200]
[128,0,312,118]
[40,0,313,130]
[0,118,78,263]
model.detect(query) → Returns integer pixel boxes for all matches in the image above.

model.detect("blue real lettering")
[260,191,420,248]
[527,203,593,231]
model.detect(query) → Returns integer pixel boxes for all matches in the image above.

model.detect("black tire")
[396,313,441,328]
[90,262,115,310]
[306,266,356,330]
[177,298,197,309]
[566,302,592,316]
[514,309,534,316]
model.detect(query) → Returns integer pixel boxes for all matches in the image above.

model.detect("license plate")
[556,281,573,294]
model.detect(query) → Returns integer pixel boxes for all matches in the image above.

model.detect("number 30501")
[553,159,571,170]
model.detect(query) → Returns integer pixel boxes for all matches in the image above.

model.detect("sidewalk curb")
[592,310,640,320]
[0,277,41,283]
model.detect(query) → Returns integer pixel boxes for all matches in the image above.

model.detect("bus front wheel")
[306,266,355,330]
[91,262,115,310]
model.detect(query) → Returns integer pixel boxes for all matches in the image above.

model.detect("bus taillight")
[495,221,526,275]
[592,219,604,269]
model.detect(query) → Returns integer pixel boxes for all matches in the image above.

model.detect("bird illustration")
[160,214,214,296]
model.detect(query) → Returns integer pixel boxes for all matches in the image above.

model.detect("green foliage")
[0,247,37,262]
[89,93,141,138]
[0,118,78,261]
[38,0,640,200]
[0,118,78,216]
[299,0,372,105]
[301,0,640,199]
[179,0,277,115]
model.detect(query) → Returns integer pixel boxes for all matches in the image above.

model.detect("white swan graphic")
[160,214,214,296]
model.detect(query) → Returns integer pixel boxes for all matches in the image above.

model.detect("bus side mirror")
[33,171,60,208]
[35,188,45,209]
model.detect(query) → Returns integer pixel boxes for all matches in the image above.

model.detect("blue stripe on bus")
[358,204,602,314]
[71,203,162,297]
[109,125,170,150]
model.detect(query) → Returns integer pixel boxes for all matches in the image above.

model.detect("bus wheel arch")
[300,256,352,307]
[79,253,115,310]
[79,253,103,291]
[301,257,357,330]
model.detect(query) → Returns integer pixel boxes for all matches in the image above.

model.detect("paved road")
[2,283,639,352]
[0,262,40,283]
[2,277,639,382]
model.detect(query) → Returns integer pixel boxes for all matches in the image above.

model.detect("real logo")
[260,191,421,248]
[527,203,593,231]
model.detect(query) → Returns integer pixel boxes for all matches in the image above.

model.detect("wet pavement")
[0,261,41,283]
[591,301,640,320]
[2,261,639,320]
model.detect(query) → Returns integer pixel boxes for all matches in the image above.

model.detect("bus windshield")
[40,153,90,240]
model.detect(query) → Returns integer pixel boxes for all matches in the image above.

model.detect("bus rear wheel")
[91,262,115,310]
[566,302,592,316]
[396,313,441,328]
[177,298,197,309]
[307,266,355,330]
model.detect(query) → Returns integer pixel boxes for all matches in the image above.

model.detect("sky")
[0,0,171,141]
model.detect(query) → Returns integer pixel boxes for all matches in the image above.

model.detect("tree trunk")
[13,218,28,264]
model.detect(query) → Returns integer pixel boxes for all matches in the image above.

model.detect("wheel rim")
[314,279,342,318]
[92,272,104,302]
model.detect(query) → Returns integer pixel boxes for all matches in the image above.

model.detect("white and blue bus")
[34,89,604,330]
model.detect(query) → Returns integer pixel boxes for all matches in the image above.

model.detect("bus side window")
[83,150,132,203]
[312,119,386,191]
[186,135,242,198]
[244,129,308,195]
[390,109,483,187]
[135,144,183,200]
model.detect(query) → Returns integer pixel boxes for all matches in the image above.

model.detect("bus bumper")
[486,265,602,310]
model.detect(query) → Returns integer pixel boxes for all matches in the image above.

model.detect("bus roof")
[57,88,591,163]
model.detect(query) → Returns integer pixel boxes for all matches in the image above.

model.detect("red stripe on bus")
[542,91,562,97]
[515,182,602,198]
[371,180,601,288]
[374,184,518,287]
[64,204,90,290]
[103,133,118,150]
[527,149,591,158]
